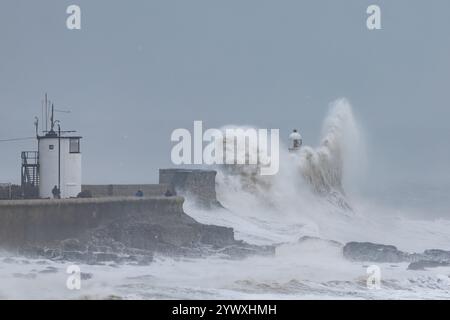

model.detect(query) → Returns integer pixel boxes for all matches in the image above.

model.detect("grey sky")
[1,0,449,186]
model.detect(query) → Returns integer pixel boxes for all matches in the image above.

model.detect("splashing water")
[302,99,357,195]
[217,99,361,210]
[203,99,363,245]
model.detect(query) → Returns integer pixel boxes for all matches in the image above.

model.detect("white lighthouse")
[288,129,302,152]
[20,97,82,199]
[38,130,82,199]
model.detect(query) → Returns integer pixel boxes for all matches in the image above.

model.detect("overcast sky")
[1,0,449,186]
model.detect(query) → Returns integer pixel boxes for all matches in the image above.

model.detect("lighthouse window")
[69,138,80,153]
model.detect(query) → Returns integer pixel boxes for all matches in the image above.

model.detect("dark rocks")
[299,236,343,248]
[61,239,86,252]
[407,249,450,270]
[60,251,90,262]
[422,249,450,262]
[44,248,62,259]
[343,242,409,263]
[343,241,450,271]
[407,260,450,271]
[216,243,275,259]
[87,212,239,258]
[5,195,272,264]
[12,209,268,264]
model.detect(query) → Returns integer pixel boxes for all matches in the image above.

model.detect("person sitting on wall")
[135,190,144,197]
[52,185,61,199]
[77,190,92,198]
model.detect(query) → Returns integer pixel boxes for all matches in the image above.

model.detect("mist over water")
[1,99,450,300]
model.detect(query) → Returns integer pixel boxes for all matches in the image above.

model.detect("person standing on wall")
[52,185,61,199]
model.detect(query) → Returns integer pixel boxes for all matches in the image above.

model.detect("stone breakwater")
[0,197,274,264]
[159,169,223,209]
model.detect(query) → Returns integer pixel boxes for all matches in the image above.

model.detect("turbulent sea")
[1,99,450,300]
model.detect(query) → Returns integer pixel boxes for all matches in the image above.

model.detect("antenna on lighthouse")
[45,93,48,132]
[50,103,55,132]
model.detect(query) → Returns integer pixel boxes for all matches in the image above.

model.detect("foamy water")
[1,99,449,299]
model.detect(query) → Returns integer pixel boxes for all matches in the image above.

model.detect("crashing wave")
[215,98,361,211]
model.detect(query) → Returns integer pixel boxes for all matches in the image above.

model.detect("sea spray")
[298,98,365,208]
[215,98,363,213]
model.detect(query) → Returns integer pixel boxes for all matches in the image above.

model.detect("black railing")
[21,151,39,165]
[21,151,39,198]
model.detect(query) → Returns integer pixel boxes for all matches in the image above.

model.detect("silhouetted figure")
[52,185,61,199]
[135,190,144,197]
[164,189,174,197]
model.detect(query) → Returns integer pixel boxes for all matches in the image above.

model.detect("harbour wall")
[0,196,185,249]
[159,169,221,208]
[1,169,221,207]
[81,184,171,198]
[0,184,171,199]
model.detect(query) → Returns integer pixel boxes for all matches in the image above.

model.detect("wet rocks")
[12,208,271,265]
[343,242,409,263]
[87,214,237,258]
[422,249,450,262]
[61,239,87,252]
[60,251,90,262]
[299,236,343,248]
[407,249,450,270]
[1,195,273,265]
[407,260,450,271]
[216,243,275,259]
[343,241,450,271]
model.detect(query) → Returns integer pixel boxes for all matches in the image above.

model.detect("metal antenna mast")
[45,93,48,132]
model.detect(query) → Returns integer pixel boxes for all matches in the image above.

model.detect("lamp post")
[54,120,61,197]
[58,123,61,195]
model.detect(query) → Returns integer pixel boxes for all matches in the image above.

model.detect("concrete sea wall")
[1,184,171,200]
[0,196,185,250]
[0,169,225,252]
[1,169,221,207]
[82,184,170,198]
